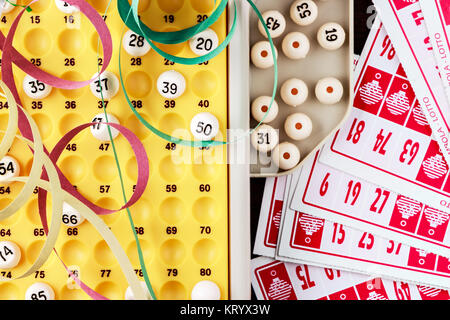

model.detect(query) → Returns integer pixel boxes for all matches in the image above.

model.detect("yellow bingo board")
[0,0,251,300]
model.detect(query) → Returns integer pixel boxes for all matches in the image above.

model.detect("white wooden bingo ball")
[251,41,278,69]
[258,10,286,39]
[55,0,79,14]
[90,71,120,100]
[315,77,344,104]
[317,22,346,50]
[123,29,151,57]
[251,96,279,123]
[281,78,309,107]
[284,113,313,140]
[272,142,301,170]
[0,241,21,269]
[23,75,52,100]
[0,155,20,183]
[251,124,279,153]
[191,280,221,300]
[25,282,55,300]
[90,113,120,141]
[290,0,318,26]
[62,202,85,227]
[190,112,220,141]
[189,28,219,56]
[282,32,310,60]
[157,70,186,99]
[125,281,151,300]
[0,0,16,13]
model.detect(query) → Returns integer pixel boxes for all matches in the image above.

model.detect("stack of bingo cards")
[252,0,450,300]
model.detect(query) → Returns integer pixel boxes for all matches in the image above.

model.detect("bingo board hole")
[0,114,9,130]
[157,0,184,13]
[192,71,218,97]
[59,155,87,183]
[94,240,117,266]
[126,239,151,265]
[58,29,85,56]
[31,113,53,140]
[20,0,51,13]
[129,198,152,225]
[59,113,84,136]
[26,198,45,225]
[126,156,152,181]
[159,197,185,223]
[88,0,110,12]
[60,240,88,265]
[91,33,103,54]
[24,28,52,56]
[160,239,186,265]
[159,155,186,182]
[27,240,45,264]
[154,28,185,55]
[125,71,152,98]
[93,155,117,183]
[158,113,186,136]
[160,281,186,300]
[193,239,217,264]
[96,197,120,225]
[60,286,88,300]
[0,283,20,300]
[192,160,219,181]
[59,71,87,99]
[0,198,19,225]
[193,197,218,223]
[125,114,151,140]
[190,0,215,13]
[128,0,151,12]
[95,281,122,300]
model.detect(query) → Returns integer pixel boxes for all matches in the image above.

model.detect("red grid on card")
[255,262,297,300]
[354,66,392,115]
[407,248,437,270]
[379,76,415,125]
[291,212,324,249]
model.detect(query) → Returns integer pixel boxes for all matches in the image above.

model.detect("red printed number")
[358,232,374,250]
[320,173,330,196]
[380,35,396,60]
[373,129,392,155]
[399,139,419,165]
[370,188,390,214]
[296,265,316,290]
[344,180,361,206]
[346,118,365,144]
[332,223,345,245]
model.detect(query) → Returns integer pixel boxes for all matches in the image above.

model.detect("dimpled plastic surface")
[0,0,229,300]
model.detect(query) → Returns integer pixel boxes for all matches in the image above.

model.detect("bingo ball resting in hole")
[317,22,346,51]
[189,28,219,56]
[125,282,151,300]
[290,0,318,26]
[23,75,53,100]
[251,96,279,123]
[251,124,279,153]
[90,71,120,100]
[272,142,301,170]
[0,155,20,183]
[157,70,186,99]
[281,78,309,107]
[282,32,310,60]
[25,282,55,300]
[0,241,21,269]
[258,10,286,39]
[315,77,343,104]
[55,0,80,14]
[284,113,312,141]
[191,280,221,300]
[123,29,151,57]
[190,112,220,141]
[251,41,278,69]
[90,113,120,141]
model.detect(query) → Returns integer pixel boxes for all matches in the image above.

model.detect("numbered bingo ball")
[190,112,220,141]
[284,113,313,140]
[251,96,279,123]
[123,29,151,57]
[55,0,79,14]
[62,202,85,227]
[251,41,278,69]
[0,155,20,183]
[191,280,221,300]
[90,113,120,141]
[315,77,344,104]
[290,0,318,26]
[282,32,310,60]
[317,22,346,50]
[25,282,55,300]
[0,241,21,269]
[272,142,301,170]
[89,71,120,100]
[189,28,219,56]
[258,10,286,39]
[0,0,16,13]
[157,70,186,99]
[251,124,279,153]
[125,281,151,300]
[281,78,308,107]
[23,75,52,100]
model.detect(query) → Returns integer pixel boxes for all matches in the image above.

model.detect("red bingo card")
[251,257,450,300]
[280,154,450,289]
[320,17,450,215]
